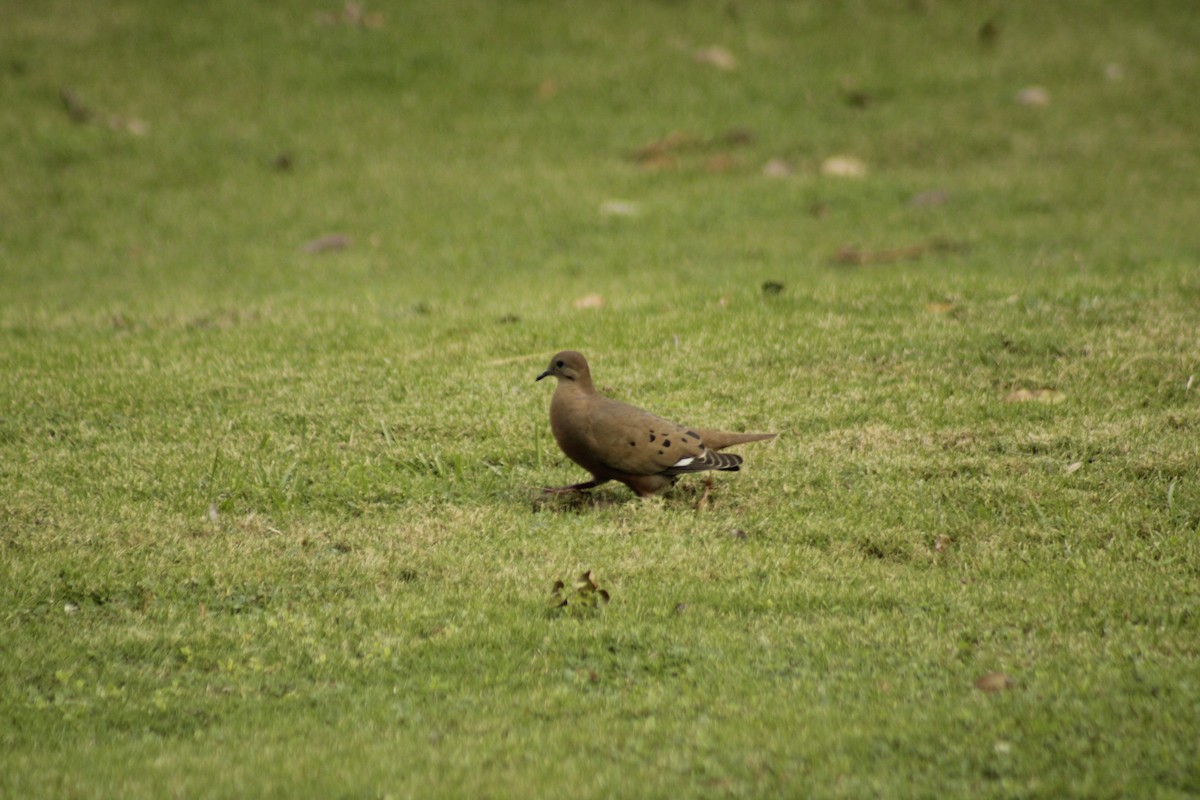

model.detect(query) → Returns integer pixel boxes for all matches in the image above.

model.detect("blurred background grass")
[3,0,1198,316]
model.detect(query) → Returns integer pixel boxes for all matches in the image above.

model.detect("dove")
[536,350,775,497]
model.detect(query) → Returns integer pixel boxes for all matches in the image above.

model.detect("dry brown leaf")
[718,127,755,146]
[910,189,951,208]
[548,579,568,608]
[1065,461,1084,474]
[536,78,561,101]
[1004,388,1066,404]
[638,153,676,171]
[844,89,872,108]
[762,158,792,178]
[301,234,352,253]
[978,18,1001,47]
[705,153,736,173]
[573,293,604,310]
[821,155,868,178]
[634,130,699,161]
[599,200,640,217]
[633,128,753,172]
[318,3,382,28]
[925,302,956,314]
[837,239,964,266]
[834,244,927,266]
[60,88,92,123]
[1016,86,1050,107]
[105,116,148,136]
[60,89,147,136]
[934,534,952,552]
[694,46,738,71]
[975,672,1016,692]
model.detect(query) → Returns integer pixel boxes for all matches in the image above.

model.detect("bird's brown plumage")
[536,350,775,497]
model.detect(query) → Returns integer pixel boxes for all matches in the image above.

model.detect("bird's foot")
[541,479,605,495]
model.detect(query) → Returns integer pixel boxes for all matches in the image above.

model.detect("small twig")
[695,474,713,511]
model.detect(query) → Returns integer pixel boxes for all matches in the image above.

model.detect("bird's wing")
[585,397,709,476]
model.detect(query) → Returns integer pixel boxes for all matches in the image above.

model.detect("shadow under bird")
[536,350,776,497]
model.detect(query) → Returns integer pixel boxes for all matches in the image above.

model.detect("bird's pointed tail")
[695,430,777,451]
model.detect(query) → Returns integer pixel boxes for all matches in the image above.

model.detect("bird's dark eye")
[556,360,564,368]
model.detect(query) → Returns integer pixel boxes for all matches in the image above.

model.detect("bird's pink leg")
[541,478,608,494]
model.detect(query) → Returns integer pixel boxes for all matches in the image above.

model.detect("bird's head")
[537,350,591,384]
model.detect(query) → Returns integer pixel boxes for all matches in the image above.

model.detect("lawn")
[2,1,1199,797]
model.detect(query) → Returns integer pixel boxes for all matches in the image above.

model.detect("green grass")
[3,0,1199,797]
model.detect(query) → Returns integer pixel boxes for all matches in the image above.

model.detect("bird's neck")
[557,376,596,395]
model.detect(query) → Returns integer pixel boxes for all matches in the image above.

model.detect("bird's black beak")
[536,370,551,381]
